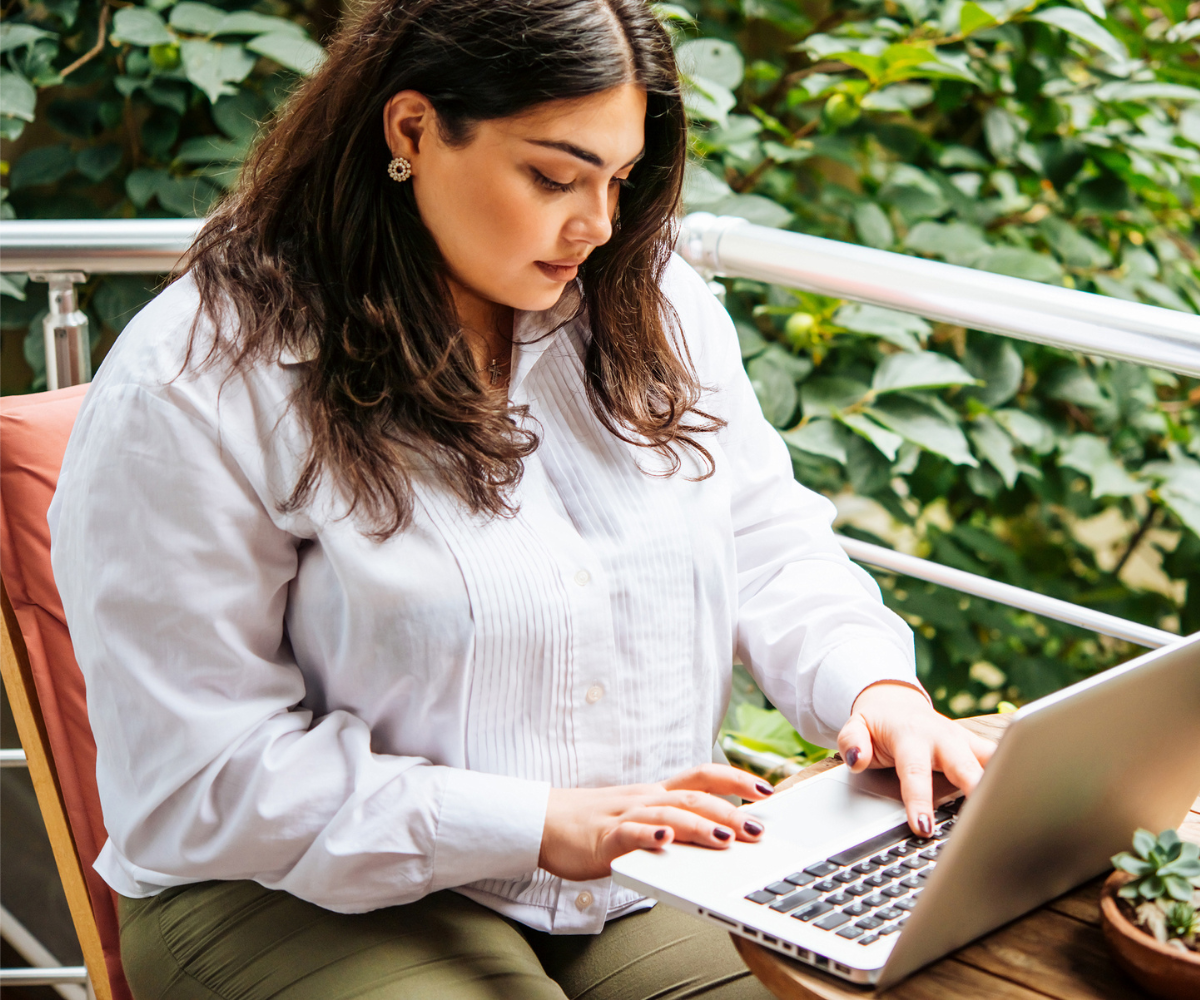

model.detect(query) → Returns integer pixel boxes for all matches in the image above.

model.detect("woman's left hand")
[837,680,996,838]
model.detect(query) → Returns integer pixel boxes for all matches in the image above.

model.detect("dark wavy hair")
[184,0,720,538]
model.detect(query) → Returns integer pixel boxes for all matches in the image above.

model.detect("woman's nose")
[567,186,614,247]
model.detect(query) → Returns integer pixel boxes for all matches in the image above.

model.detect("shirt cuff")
[812,635,928,737]
[431,769,550,890]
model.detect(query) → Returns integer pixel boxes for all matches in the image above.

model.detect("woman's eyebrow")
[526,139,645,169]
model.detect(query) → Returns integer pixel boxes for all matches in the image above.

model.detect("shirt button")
[575,891,594,910]
[585,684,605,704]
[574,569,591,586]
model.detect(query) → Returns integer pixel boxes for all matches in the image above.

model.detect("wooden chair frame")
[1,579,113,1000]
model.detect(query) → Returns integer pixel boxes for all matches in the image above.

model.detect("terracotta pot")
[1100,871,1200,1000]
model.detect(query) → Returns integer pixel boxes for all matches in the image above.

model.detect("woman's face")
[384,84,647,317]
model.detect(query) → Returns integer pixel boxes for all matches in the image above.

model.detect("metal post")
[30,272,90,391]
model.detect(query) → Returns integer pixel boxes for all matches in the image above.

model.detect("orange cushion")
[0,385,131,1000]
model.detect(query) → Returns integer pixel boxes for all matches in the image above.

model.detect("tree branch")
[57,4,110,81]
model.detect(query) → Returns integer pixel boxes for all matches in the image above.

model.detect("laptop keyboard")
[743,798,961,946]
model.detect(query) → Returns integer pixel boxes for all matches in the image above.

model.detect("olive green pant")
[118,881,775,1000]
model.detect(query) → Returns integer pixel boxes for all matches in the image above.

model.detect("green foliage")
[724,701,834,762]
[1113,828,1200,902]
[1165,899,1200,938]
[1,0,324,388]
[670,0,1199,725]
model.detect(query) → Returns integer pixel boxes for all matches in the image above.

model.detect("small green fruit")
[149,43,181,71]
[785,311,816,345]
[822,93,861,130]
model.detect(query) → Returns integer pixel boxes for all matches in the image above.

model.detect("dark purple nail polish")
[917,814,932,837]
[713,827,732,841]
[655,828,667,842]
[756,782,774,796]
[743,820,764,836]
[846,746,860,768]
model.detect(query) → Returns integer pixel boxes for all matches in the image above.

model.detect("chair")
[0,384,132,1000]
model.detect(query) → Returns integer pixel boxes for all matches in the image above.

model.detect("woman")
[49,1,994,997]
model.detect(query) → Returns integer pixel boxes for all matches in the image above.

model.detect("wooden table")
[736,715,1200,1000]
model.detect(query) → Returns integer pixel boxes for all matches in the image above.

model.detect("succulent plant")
[1165,901,1200,941]
[1112,829,1200,903]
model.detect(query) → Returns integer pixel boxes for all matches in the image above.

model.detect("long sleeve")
[665,258,924,747]
[49,371,549,913]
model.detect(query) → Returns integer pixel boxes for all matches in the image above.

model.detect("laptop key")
[793,901,832,922]
[883,865,906,878]
[870,854,892,865]
[842,901,870,916]
[764,881,794,895]
[900,876,922,889]
[881,885,908,898]
[907,838,933,849]
[895,897,918,911]
[745,890,777,904]
[813,879,838,892]
[784,871,815,886]
[814,911,851,931]
[803,861,839,878]
[858,933,879,946]
[855,916,883,930]
[825,892,851,905]
[917,867,935,880]
[836,925,864,939]
[863,894,887,908]
[844,883,871,897]
[863,873,888,887]
[851,861,878,874]
[827,822,913,868]
[919,848,939,860]
[876,906,903,920]
[769,888,820,913]
[833,870,858,883]
[901,857,927,870]
[879,923,902,935]
[888,843,917,856]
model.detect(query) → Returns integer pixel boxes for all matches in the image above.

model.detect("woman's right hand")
[537,764,774,883]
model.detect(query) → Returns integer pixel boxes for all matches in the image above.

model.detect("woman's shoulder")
[658,251,740,380]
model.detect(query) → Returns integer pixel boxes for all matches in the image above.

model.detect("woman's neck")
[450,278,514,376]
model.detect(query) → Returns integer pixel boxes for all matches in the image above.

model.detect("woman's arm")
[50,378,548,912]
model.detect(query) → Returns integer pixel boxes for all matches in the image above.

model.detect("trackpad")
[743,769,906,848]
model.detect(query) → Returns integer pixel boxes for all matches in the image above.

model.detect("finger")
[662,763,774,801]
[837,713,874,771]
[627,805,744,847]
[892,738,935,838]
[967,732,997,767]
[653,793,766,841]
[599,821,675,865]
[934,732,986,796]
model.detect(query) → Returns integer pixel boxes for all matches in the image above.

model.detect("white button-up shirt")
[49,254,918,934]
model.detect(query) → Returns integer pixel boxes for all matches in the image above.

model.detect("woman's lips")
[535,260,581,281]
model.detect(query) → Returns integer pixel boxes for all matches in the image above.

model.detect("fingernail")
[756,782,773,796]
[655,828,667,842]
[743,820,763,837]
[846,747,860,768]
[917,814,932,837]
[713,827,732,841]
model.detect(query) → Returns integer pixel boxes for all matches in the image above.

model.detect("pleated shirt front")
[49,254,919,934]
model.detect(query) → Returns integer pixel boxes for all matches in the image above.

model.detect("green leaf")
[155,174,220,216]
[708,193,792,228]
[125,167,168,208]
[872,351,980,393]
[169,1,225,35]
[867,396,978,466]
[1029,7,1127,64]
[112,7,174,47]
[0,274,28,301]
[970,416,1018,488]
[216,11,305,37]
[11,144,75,189]
[748,352,799,427]
[1095,82,1200,103]
[960,2,1000,36]
[965,337,1024,407]
[800,377,870,418]
[1165,875,1194,900]
[0,24,58,53]
[1057,435,1146,498]
[181,39,257,103]
[1113,854,1155,876]
[245,32,326,75]
[979,247,1064,284]
[684,75,736,126]
[994,409,1056,454]
[1141,457,1200,536]
[904,221,991,267]
[175,133,249,164]
[782,419,850,464]
[76,143,123,182]
[861,84,933,112]
[728,703,816,758]
[676,38,744,90]
[835,303,929,352]
[0,70,36,123]
[1038,217,1112,270]
[839,413,904,460]
[852,203,895,250]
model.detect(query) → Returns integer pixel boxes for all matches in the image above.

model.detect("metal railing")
[0,215,1189,649]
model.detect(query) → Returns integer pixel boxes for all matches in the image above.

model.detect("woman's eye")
[532,169,573,193]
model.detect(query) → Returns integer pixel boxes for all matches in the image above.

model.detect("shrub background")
[2,0,1198,741]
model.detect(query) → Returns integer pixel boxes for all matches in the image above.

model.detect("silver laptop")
[612,632,1200,988]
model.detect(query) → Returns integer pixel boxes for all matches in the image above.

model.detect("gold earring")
[387,156,412,182]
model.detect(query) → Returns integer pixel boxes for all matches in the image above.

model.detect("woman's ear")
[383,90,436,167]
